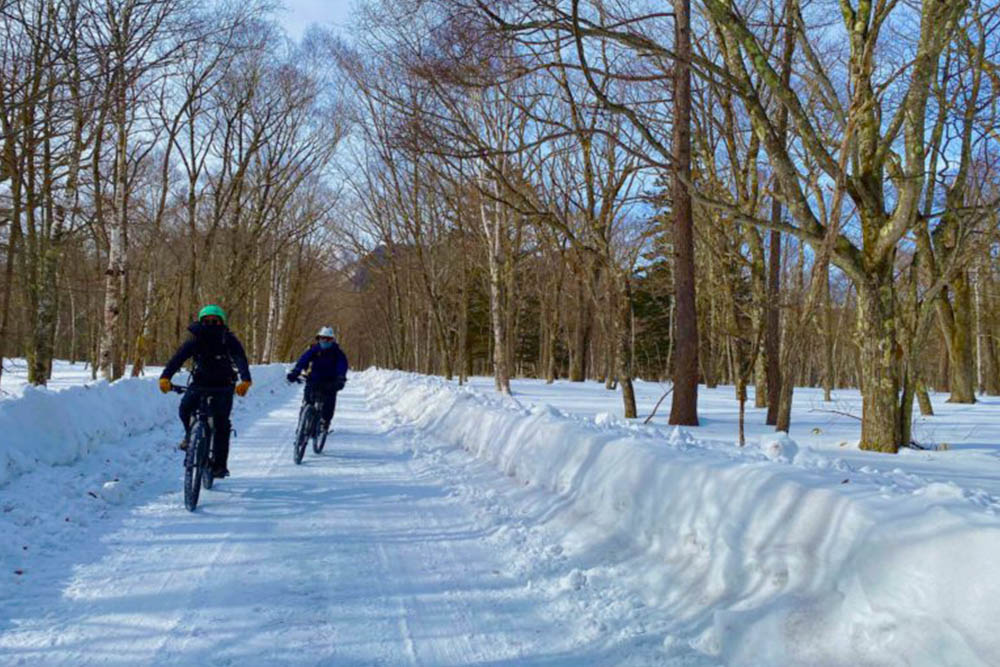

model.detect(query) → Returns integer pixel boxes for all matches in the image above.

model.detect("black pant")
[304,382,339,425]
[179,388,234,469]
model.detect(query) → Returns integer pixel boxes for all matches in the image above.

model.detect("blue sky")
[278,0,354,39]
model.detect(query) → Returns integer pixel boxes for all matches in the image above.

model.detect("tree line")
[0,0,343,389]
[2,0,999,454]
[324,0,1000,454]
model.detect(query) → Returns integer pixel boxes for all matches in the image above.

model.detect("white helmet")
[316,326,335,339]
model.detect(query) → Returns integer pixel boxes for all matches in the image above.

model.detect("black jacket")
[160,322,251,388]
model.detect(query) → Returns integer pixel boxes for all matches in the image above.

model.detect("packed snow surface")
[1,364,999,665]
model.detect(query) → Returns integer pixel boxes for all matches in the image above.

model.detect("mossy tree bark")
[856,272,902,453]
[937,273,977,403]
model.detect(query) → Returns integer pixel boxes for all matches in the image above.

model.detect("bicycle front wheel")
[294,407,312,464]
[184,423,206,511]
[201,423,214,490]
[198,420,215,489]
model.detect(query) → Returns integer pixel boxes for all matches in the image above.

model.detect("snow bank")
[0,365,286,488]
[360,369,1000,666]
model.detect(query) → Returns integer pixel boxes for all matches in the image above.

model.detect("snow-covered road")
[1,382,706,666]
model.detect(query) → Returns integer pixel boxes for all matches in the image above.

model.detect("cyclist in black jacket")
[158,304,252,478]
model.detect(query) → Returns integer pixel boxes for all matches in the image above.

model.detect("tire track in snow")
[150,397,296,665]
[2,377,717,666]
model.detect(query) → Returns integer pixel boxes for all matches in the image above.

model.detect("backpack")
[191,331,237,386]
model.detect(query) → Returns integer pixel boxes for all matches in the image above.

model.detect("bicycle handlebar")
[288,376,345,386]
[170,384,236,395]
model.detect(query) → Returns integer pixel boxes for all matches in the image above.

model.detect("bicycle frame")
[172,384,233,510]
[173,385,231,448]
[292,380,332,462]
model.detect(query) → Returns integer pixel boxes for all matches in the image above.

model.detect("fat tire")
[184,422,207,511]
[294,407,311,464]
[313,421,328,454]
[200,421,215,489]
[184,463,201,511]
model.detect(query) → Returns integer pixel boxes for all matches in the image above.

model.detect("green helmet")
[197,304,227,324]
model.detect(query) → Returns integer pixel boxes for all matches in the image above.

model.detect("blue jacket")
[291,342,348,385]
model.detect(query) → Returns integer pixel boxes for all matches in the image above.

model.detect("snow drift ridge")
[360,369,1000,667]
[0,364,286,489]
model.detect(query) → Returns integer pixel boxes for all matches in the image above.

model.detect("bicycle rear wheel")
[294,407,312,464]
[202,464,214,490]
[313,420,328,454]
[184,423,206,511]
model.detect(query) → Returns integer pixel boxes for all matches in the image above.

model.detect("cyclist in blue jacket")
[287,326,348,431]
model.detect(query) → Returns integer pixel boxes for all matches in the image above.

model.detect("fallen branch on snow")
[808,408,861,421]
[643,386,674,424]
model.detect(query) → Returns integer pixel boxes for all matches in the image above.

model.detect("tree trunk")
[489,258,509,392]
[764,228,782,423]
[424,309,433,375]
[545,285,559,384]
[737,379,747,446]
[90,253,100,379]
[68,272,78,364]
[503,245,520,381]
[753,351,767,408]
[187,176,199,317]
[916,381,934,416]
[22,128,45,384]
[481,187,510,394]
[822,270,835,402]
[604,313,616,391]
[130,274,155,376]
[937,331,950,392]
[700,294,717,389]
[116,243,131,380]
[942,273,976,403]
[569,274,591,381]
[263,257,280,364]
[899,366,916,447]
[0,206,19,392]
[663,296,675,383]
[764,9,793,422]
[856,277,901,453]
[28,249,60,385]
[775,353,795,433]
[99,227,125,380]
[27,100,68,386]
[981,333,1000,396]
[458,244,470,385]
[99,88,129,381]
[668,0,698,425]
[978,267,1000,395]
[615,273,637,418]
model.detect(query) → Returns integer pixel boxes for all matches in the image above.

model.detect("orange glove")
[235,380,251,397]
[159,378,171,394]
